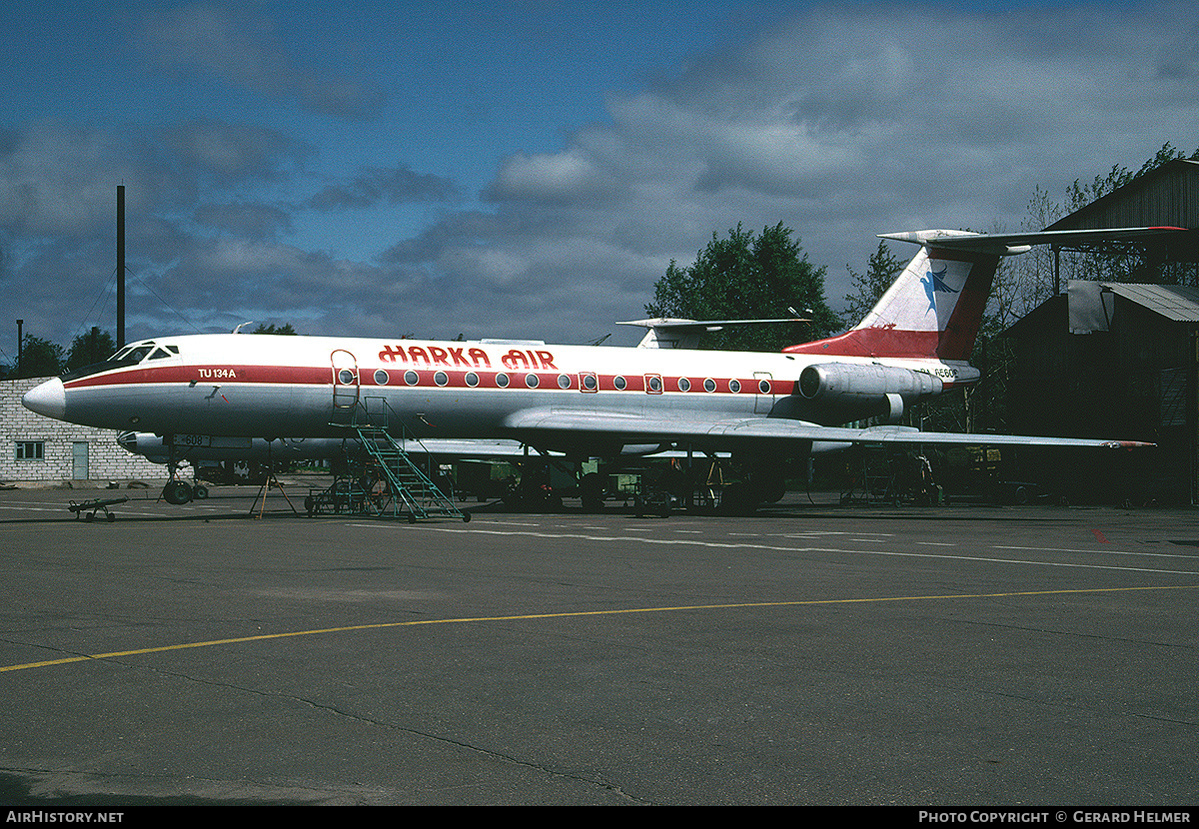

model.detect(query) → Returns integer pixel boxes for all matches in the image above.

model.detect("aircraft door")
[754,371,775,414]
[331,349,360,420]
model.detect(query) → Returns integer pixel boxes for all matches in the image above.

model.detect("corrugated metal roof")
[1102,282,1199,322]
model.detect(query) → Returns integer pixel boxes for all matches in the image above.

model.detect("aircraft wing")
[401,439,549,459]
[502,408,1153,450]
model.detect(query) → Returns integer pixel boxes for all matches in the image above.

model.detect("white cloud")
[485,148,623,204]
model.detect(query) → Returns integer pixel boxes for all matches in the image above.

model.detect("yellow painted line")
[3,583,1197,674]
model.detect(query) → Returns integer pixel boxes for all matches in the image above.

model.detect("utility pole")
[16,319,22,376]
[116,185,125,347]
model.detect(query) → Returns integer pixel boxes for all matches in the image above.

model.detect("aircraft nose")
[22,377,66,421]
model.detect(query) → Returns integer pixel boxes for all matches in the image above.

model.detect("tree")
[841,240,903,328]
[645,223,838,351]
[251,323,297,335]
[12,335,63,379]
[64,328,116,372]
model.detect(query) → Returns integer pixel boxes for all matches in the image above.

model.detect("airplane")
[23,226,1176,510]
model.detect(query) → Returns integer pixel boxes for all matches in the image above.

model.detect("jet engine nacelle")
[797,363,943,423]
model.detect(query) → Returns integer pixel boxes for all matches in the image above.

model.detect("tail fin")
[784,243,998,361]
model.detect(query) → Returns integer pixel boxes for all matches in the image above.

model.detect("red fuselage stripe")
[64,364,800,395]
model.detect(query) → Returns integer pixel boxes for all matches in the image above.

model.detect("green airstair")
[305,399,469,523]
[352,423,469,522]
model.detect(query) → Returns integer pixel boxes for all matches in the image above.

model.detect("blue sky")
[2,0,1197,355]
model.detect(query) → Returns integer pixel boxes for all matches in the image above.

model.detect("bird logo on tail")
[922,266,959,313]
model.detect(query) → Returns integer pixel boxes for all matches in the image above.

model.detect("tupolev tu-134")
[23,227,1176,505]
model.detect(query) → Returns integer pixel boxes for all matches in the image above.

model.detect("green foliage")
[645,222,838,351]
[251,323,297,335]
[11,335,64,379]
[841,240,903,328]
[64,328,116,372]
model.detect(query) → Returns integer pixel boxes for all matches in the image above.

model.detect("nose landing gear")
[160,441,208,505]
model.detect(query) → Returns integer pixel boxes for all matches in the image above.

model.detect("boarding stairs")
[351,422,469,522]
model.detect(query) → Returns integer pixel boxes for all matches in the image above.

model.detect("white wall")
[1,377,168,484]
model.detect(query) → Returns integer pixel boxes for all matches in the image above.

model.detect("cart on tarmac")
[68,496,129,522]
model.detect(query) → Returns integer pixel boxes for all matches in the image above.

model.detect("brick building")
[2,377,167,485]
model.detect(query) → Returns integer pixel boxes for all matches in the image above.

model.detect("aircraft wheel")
[163,480,193,505]
[193,485,209,500]
[84,512,95,522]
[107,512,116,522]
[462,512,471,523]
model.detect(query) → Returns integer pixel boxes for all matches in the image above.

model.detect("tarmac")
[1,479,1197,806]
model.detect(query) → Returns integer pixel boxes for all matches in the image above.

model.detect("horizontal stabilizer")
[880,227,1188,255]
[619,316,809,349]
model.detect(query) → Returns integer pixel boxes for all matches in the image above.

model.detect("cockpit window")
[60,340,165,382]
[107,342,154,363]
